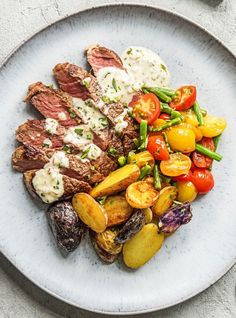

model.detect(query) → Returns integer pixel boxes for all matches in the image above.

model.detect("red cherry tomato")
[190,161,196,171]
[172,171,193,182]
[191,169,214,194]
[169,86,196,111]
[147,134,169,160]
[192,137,215,168]
[159,113,171,120]
[129,93,161,124]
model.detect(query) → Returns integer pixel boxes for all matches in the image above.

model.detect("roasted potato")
[128,151,154,168]
[95,228,122,255]
[126,180,159,209]
[123,223,164,269]
[104,195,133,226]
[115,210,145,244]
[47,201,86,254]
[142,208,153,224]
[152,186,177,217]
[90,232,118,264]
[72,193,107,233]
[90,164,140,198]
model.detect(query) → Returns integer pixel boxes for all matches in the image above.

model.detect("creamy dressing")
[85,144,102,160]
[122,46,170,88]
[72,98,108,132]
[32,151,69,204]
[45,118,58,134]
[43,138,52,148]
[96,67,135,104]
[58,112,67,121]
[114,108,129,134]
[63,124,93,149]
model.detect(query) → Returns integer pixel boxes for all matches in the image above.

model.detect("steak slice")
[23,169,92,202]
[86,44,124,74]
[16,119,65,149]
[121,117,139,155]
[24,82,81,127]
[53,63,101,101]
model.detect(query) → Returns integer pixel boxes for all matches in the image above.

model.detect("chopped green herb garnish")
[96,196,107,205]
[104,72,111,78]
[62,145,72,154]
[68,109,77,119]
[112,78,118,92]
[160,64,167,72]
[81,147,90,159]
[108,147,117,157]
[127,48,132,55]
[74,128,83,136]
[118,156,126,167]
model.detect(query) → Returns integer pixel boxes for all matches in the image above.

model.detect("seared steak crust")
[25,82,81,127]
[86,44,124,74]
[53,63,101,101]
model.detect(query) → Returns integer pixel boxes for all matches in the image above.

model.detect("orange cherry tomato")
[191,169,214,194]
[129,93,161,124]
[159,113,171,120]
[192,137,215,168]
[160,153,191,177]
[169,86,196,111]
[147,134,169,161]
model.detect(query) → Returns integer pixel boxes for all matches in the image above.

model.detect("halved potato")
[104,195,133,226]
[126,180,159,209]
[128,151,154,168]
[90,164,140,198]
[72,193,107,233]
[152,186,177,217]
[95,228,122,255]
[123,223,164,269]
[142,208,153,224]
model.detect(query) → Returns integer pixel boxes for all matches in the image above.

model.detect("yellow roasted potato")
[128,151,154,168]
[104,195,133,226]
[142,208,153,224]
[72,193,107,233]
[152,186,177,217]
[123,223,164,269]
[126,180,159,209]
[90,164,140,198]
[95,228,122,255]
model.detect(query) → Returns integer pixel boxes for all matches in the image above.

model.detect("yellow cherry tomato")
[151,118,166,128]
[180,109,199,127]
[176,181,198,202]
[166,126,195,153]
[179,123,203,142]
[160,153,192,177]
[199,114,227,137]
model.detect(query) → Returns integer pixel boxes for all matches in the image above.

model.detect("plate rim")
[1,2,236,315]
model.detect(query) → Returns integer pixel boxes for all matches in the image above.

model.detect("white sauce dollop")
[32,151,69,204]
[122,46,170,88]
[45,118,58,134]
[96,67,135,104]
[58,112,67,121]
[84,144,102,160]
[114,109,129,134]
[43,138,52,148]
[63,124,93,149]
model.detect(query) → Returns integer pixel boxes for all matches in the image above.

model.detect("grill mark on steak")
[16,119,65,149]
[53,63,101,101]
[86,44,124,74]
[24,82,82,127]
[23,169,92,202]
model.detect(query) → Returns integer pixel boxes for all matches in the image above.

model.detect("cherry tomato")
[159,113,171,120]
[169,86,196,111]
[191,169,214,194]
[180,109,199,127]
[166,126,196,153]
[192,137,215,168]
[129,93,161,124]
[190,161,196,171]
[176,181,197,202]
[199,114,227,137]
[147,135,169,160]
[172,171,193,182]
[160,153,191,177]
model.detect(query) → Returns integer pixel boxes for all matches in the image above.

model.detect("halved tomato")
[159,113,171,120]
[147,134,169,161]
[192,137,215,168]
[169,86,196,111]
[129,93,161,124]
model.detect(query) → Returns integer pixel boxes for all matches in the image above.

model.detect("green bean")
[213,134,221,150]
[152,117,182,132]
[160,103,183,119]
[143,87,172,103]
[195,143,222,161]
[138,120,148,150]
[138,165,152,180]
[153,165,161,190]
[156,87,176,98]
[118,156,126,167]
[193,101,204,126]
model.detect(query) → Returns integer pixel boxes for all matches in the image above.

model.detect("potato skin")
[152,186,177,217]
[90,164,140,198]
[104,195,133,226]
[90,231,118,264]
[123,223,164,269]
[95,228,122,255]
[72,193,107,233]
[128,151,154,168]
[47,201,86,254]
[115,210,145,244]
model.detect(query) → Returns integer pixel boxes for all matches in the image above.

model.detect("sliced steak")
[16,119,65,149]
[86,44,124,74]
[23,169,92,202]
[92,152,117,179]
[121,117,139,155]
[24,82,81,127]
[53,63,101,101]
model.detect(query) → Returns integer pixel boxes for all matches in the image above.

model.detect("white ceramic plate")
[0,4,236,315]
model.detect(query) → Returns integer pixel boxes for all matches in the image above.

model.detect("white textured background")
[0,0,236,317]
